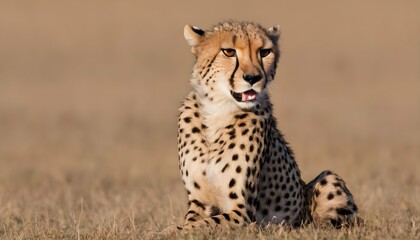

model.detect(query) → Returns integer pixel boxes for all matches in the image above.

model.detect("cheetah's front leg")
[182,162,255,230]
[182,113,265,230]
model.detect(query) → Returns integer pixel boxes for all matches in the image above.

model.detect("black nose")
[243,74,262,85]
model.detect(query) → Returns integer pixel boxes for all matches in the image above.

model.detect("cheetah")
[177,21,358,230]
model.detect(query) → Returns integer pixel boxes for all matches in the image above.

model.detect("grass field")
[0,1,419,239]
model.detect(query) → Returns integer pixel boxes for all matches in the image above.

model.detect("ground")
[0,1,419,239]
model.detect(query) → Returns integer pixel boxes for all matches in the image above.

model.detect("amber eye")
[260,49,271,58]
[222,48,236,57]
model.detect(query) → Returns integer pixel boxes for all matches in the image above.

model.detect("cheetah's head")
[184,21,280,110]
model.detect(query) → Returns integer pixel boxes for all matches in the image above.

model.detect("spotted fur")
[178,21,358,229]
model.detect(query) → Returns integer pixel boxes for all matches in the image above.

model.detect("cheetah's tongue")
[242,90,257,102]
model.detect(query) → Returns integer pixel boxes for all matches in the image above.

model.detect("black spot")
[236,166,242,173]
[251,167,257,176]
[192,127,200,133]
[240,144,245,149]
[210,206,221,216]
[191,199,205,210]
[222,213,230,221]
[249,145,254,152]
[228,129,236,136]
[315,189,320,197]
[212,216,221,224]
[333,182,341,187]
[245,155,250,161]
[275,205,281,211]
[229,143,236,149]
[222,163,229,172]
[327,193,334,200]
[238,122,246,127]
[353,204,358,212]
[232,154,238,161]
[336,208,353,216]
[320,178,328,186]
[233,210,242,216]
[194,112,199,118]
[336,190,342,195]
[235,113,248,119]
[229,179,236,188]
[215,157,221,164]
[194,182,201,189]
[237,204,244,209]
[234,219,240,224]
[262,209,268,215]
[186,210,197,215]
[229,192,238,199]
[184,117,191,123]
[242,129,249,135]
[330,218,341,228]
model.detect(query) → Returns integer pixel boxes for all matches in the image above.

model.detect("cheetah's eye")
[222,48,236,57]
[260,49,271,58]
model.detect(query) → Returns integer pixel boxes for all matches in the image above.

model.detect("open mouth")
[231,89,258,102]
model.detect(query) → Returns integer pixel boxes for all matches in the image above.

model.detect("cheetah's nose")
[243,74,262,85]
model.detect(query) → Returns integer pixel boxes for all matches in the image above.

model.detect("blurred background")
[0,0,419,235]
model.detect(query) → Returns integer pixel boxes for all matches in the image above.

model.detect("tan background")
[0,0,419,238]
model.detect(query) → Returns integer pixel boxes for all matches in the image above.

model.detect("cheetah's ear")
[184,25,205,47]
[267,25,280,40]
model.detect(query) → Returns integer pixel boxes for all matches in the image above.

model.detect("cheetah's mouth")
[231,89,258,102]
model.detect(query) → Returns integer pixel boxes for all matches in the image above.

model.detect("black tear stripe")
[201,54,219,79]
[229,55,239,88]
[259,54,268,88]
[258,38,268,85]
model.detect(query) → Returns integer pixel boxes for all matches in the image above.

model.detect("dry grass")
[0,1,419,239]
